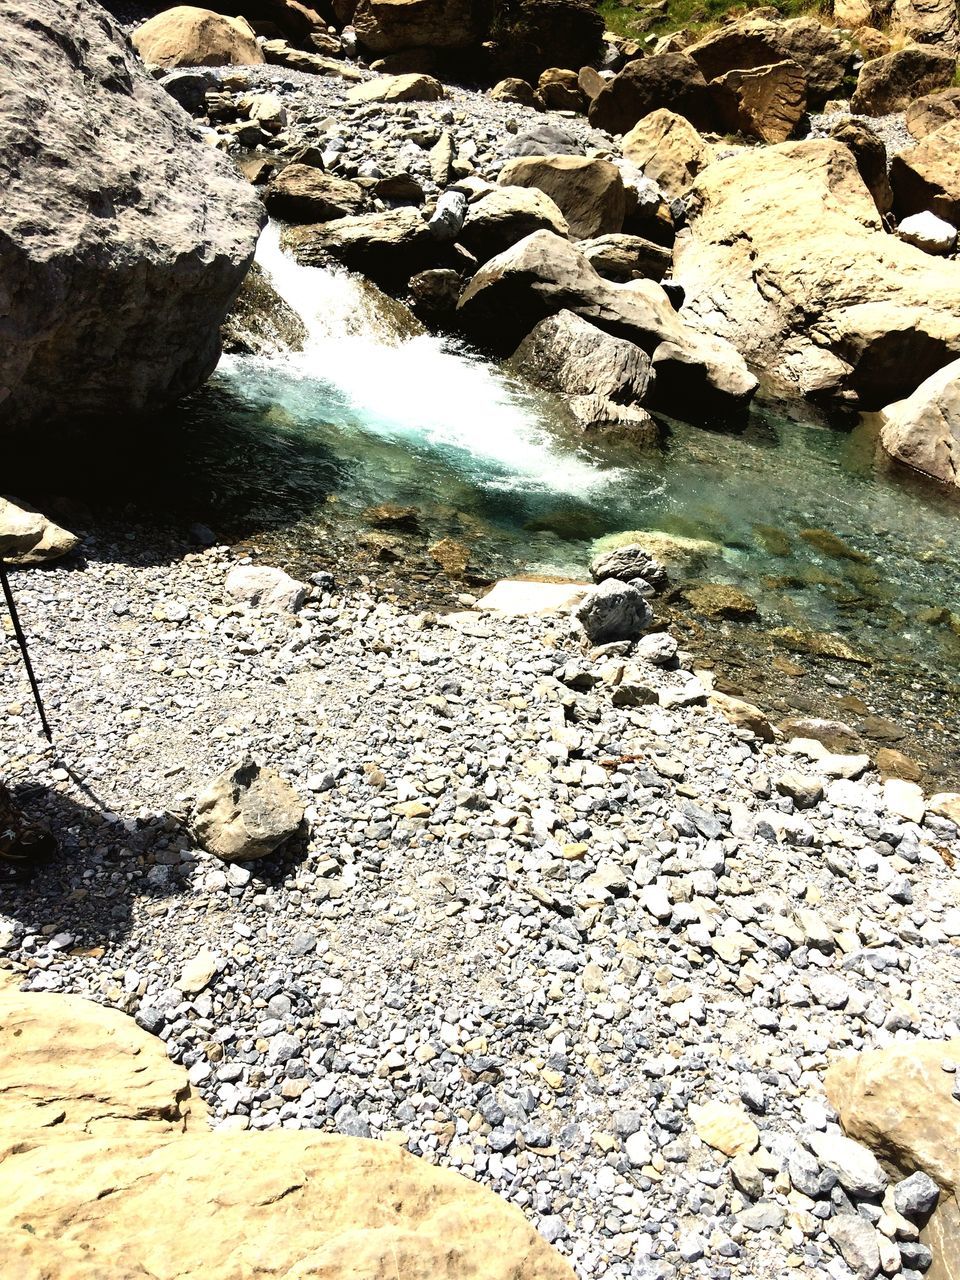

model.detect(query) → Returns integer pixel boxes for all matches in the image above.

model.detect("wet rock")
[193,758,305,862]
[283,209,439,289]
[574,578,653,643]
[684,583,758,619]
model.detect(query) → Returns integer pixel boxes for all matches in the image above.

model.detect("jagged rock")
[225,564,309,611]
[497,155,627,240]
[581,233,672,283]
[222,262,308,356]
[0,497,78,566]
[622,109,712,200]
[132,5,265,67]
[891,0,959,52]
[588,53,714,134]
[0,0,264,436]
[690,1101,760,1156]
[906,87,960,140]
[193,758,305,861]
[830,118,893,215]
[675,140,960,407]
[0,983,577,1280]
[283,208,439,288]
[458,186,569,262]
[879,358,960,489]
[590,544,669,590]
[507,122,583,157]
[262,38,363,77]
[265,165,364,223]
[566,397,659,436]
[685,16,850,109]
[574,578,653,642]
[346,72,445,104]
[850,47,956,115]
[891,120,960,224]
[456,230,756,420]
[511,309,655,411]
[897,211,958,256]
[709,58,807,144]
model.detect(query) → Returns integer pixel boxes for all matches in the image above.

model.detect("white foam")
[241,221,624,497]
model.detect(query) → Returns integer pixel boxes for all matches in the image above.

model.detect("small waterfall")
[233,221,624,498]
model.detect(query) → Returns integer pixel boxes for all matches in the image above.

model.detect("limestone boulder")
[850,47,956,115]
[906,87,960,140]
[622,109,712,200]
[0,497,78,566]
[709,58,807,144]
[132,5,265,67]
[193,757,305,861]
[685,16,850,109]
[511,308,655,415]
[588,53,714,134]
[0,0,265,437]
[829,118,892,215]
[225,563,309,610]
[0,980,204,1154]
[879,359,960,489]
[581,233,673,283]
[674,140,960,407]
[458,186,569,262]
[891,120,960,224]
[891,0,959,51]
[0,983,578,1280]
[265,165,364,223]
[825,1040,960,1280]
[897,210,958,255]
[497,155,627,240]
[490,77,541,107]
[346,72,445,104]
[538,67,584,112]
[456,230,757,419]
[283,208,440,287]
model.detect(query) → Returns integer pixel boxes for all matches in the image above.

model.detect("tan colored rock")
[879,358,960,489]
[928,792,960,823]
[132,5,264,68]
[497,155,626,240]
[834,0,882,28]
[676,140,960,407]
[490,77,541,108]
[346,72,445,104]
[711,58,807,144]
[684,583,757,619]
[0,982,203,1152]
[830,118,893,216]
[709,692,775,742]
[856,26,893,59]
[459,185,569,262]
[475,580,589,615]
[177,950,220,995]
[622,108,711,200]
[283,207,438,288]
[851,47,956,115]
[0,496,78,565]
[907,88,960,140]
[0,983,576,1280]
[690,1101,760,1156]
[538,67,584,112]
[581,233,672,283]
[265,165,364,223]
[891,119,960,225]
[193,757,305,861]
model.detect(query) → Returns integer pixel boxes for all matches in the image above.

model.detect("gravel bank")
[2,526,958,1279]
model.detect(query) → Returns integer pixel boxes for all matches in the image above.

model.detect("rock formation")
[675,140,960,407]
[0,978,577,1279]
[0,0,265,437]
[879,359,960,489]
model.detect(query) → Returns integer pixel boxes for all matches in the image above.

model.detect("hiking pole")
[0,558,52,742]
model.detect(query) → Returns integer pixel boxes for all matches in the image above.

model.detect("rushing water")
[15,224,958,775]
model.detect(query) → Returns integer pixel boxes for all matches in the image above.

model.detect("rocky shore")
[2,521,959,1278]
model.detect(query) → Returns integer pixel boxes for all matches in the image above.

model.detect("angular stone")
[710,59,807,145]
[851,47,956,116]
[497,155,627,240]
[511,309,654,407]
[458,186,569,262]
[806,1131,888,1199]
[574,578,653,643]
[827,1214,881,1280]
[588,53,714,134]
[690,1101,760,1157]
[193,758,305,862]
[346,73,445,104]
[891,120,960,226]
[622,109,712,199]
[879,358,960,491]
[265,166,364,223]
[225,564,308,612]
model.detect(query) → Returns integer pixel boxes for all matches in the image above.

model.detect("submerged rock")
[0,0,264,436]
[193,758,305,861]
[221,262,308,356]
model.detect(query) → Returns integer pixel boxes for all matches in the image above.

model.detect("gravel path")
[2,526,958,1280]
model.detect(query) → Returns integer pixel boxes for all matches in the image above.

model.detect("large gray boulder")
[0,0,264,437]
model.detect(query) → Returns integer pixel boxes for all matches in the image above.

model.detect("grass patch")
[598,0,822,45]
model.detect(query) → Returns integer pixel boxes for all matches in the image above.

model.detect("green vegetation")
[598,0,822,45]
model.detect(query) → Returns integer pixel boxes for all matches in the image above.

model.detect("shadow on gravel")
[0,777,181,947]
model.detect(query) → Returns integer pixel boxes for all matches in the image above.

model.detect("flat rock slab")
[474,579,589,615]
